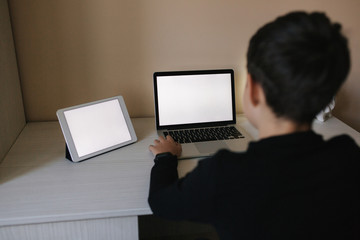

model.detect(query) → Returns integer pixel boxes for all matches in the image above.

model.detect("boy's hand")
[149,135,182,157]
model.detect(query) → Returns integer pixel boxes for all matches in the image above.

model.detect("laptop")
[153,69,252,159]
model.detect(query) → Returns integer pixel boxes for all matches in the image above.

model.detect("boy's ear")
[247,74,262,106]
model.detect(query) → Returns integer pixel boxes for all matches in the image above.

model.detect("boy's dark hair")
[247,11,350,124]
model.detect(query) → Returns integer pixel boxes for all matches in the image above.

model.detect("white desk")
[0,115,359,240]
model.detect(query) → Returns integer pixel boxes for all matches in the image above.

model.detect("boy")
[148,11,360,239]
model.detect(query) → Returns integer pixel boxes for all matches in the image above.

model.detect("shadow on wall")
[9,0,148,121]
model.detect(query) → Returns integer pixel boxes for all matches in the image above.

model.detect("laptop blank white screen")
[156,73,233,127]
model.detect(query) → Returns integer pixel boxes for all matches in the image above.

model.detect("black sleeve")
[148,152,219,222]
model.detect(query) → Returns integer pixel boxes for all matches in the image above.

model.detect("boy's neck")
[257,116,311,140]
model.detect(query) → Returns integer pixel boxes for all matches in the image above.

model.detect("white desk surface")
[0,115,359,227]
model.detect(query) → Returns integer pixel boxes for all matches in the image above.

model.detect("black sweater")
[148,131,360,239]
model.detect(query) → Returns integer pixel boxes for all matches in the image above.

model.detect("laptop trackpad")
[195,141,228,154]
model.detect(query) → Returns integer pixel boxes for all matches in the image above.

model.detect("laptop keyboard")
[163,126,244,144]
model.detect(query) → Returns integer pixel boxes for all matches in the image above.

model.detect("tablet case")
[57,96,137,162]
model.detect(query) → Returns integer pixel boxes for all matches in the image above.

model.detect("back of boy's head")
[247,11,350,124]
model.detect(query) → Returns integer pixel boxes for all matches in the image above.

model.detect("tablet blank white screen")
[64,99,131,157]
[157,73,233,126]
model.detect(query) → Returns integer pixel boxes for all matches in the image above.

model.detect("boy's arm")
[148,152,218,222]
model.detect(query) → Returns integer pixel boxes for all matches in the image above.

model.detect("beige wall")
[8,0,360,131]
[0,0,25,161]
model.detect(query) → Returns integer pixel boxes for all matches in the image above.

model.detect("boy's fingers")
[166,135,175,142]
[148,145,156,153]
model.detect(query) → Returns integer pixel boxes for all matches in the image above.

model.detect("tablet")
[56,96,137,162]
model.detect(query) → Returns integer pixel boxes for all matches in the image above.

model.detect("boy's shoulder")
[326,134,360,164]
[326,134,360,155]
[205,132,360,170]
[327,133,359,146]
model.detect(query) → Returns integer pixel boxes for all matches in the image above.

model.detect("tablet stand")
[65,144,73,161]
